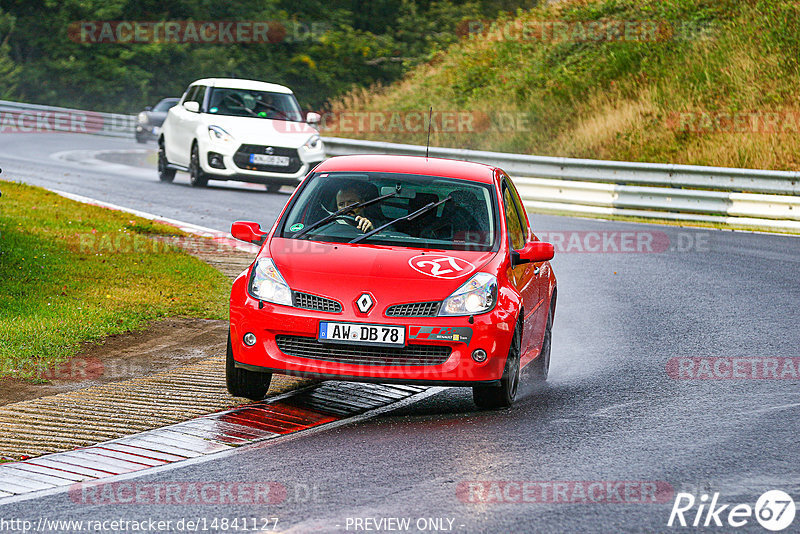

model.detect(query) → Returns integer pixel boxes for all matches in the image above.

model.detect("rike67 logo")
[668,490,796,531]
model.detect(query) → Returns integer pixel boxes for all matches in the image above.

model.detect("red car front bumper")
[229,276,517,386]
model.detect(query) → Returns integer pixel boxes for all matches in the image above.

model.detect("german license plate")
[249,154,290,166]
[318,322,405,347]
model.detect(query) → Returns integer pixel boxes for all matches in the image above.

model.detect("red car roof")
[313,155,498,184]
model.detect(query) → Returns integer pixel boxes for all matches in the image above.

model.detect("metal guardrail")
[0,99,135,138]
[322,137,800,232]
[1,100,797,231]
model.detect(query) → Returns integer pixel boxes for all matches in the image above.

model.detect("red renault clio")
[228,155,556,409]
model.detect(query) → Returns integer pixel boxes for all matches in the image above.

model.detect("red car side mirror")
[512,241,554,266]
[231,221,267,245]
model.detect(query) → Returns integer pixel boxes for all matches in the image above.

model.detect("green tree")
[0,8,19,98]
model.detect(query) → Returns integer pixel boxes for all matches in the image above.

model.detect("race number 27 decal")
[408,255,476,279]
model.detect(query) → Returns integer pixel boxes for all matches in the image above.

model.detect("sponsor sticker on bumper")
[409,326,473,344]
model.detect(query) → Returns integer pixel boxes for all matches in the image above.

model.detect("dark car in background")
[135,98,180,143]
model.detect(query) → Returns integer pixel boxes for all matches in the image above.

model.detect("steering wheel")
[336,214,359,226]
[306,213,362,238]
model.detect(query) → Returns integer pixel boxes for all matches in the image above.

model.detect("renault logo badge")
[356,293,374,313]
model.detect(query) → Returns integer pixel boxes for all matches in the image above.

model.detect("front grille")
[233,144,302,174]
[385,301,441,317]
[275,335,452,366]
[292,291,342,313]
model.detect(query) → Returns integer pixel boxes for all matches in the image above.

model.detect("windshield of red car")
[280,172,498,252]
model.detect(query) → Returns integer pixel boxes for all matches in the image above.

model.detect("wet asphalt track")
[0,133,798,533]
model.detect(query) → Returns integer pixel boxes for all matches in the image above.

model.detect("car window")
[206,88,304,121]
[190,86,206,110]
[502,184,525,250]
[280,171,498,252]
[182,85,197,105]
[507,178,529,235]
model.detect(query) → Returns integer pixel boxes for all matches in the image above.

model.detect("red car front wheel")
[226,332,272,400]
[473,320,521,410]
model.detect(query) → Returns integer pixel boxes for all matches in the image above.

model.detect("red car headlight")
[248,258,293,306]
[439,273,498,316]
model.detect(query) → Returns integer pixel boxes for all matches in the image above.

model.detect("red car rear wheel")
[530,300,554,381]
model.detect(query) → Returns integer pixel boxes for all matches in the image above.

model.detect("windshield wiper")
[252,99,293,121]
[293,186,402,239]
[350,196,452,244]
[222,95,260,117]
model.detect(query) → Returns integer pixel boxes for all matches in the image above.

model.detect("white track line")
[48,188,260,254]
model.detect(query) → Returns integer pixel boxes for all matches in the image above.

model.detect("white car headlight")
[248,258,292,306]
[137,112,148,123]
[208,125,234,143]
[439,273,498,316]
[303,134,321,149]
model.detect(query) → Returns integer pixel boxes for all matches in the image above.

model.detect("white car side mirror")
[184,101,200,113]
[306,112,321,125]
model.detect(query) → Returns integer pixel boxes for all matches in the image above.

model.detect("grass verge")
[329,0,800,171]
[0,180,231,380]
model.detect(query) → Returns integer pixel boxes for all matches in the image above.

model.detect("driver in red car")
[335,184,376,233]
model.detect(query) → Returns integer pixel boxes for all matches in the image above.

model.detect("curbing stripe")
[94,444,187,463]
[109,438,201,459]
[6,463,89,483]
[24,458,116,478]
[86,449,167,468]
[0,467,74,488]
[0,474,55,492]
[0,382,432,502]
[0,386,444,507]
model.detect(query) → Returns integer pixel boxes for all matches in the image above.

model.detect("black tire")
[135,133,147,144]
[157,141,176,183]
[226,333,272,400]
[265,183,282,193]
[530,299,554,381]
[473,321,522,409]
[189,143,209,187]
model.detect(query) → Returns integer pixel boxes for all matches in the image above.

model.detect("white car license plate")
[249,154,290,166]
[318,322,405,347]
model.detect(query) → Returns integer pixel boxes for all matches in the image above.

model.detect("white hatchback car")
[159,78,325,191]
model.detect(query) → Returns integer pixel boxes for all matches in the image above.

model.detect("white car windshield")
[206,88,304,122]
[281,172,498,252]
